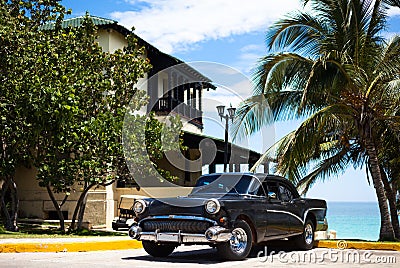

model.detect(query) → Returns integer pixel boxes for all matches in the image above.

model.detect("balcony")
[153,97,203,128]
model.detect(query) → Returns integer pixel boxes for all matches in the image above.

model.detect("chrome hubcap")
[229,227,247,254]
[304,223,313,245]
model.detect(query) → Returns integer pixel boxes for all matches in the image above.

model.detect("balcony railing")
[153,97,203,127]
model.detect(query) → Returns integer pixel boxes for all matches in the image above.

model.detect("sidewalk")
[1,237,399,253]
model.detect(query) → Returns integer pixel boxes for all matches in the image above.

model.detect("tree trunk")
[46,183,65,232]
[380,168,400,240]
[69,183,95,231]
[0,178,12,231]
[0,177,18,232]
[366,140,395,241]
[9,177,19,232]
[77,189,88,230]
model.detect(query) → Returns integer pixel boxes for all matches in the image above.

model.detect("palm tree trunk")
[380,168,400,239]
[366,139,395,241]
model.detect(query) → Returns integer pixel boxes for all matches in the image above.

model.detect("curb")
[1,239,399,253]
[0,239,142,253]
[315,240,400,251]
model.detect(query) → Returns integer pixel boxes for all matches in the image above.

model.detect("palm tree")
[233,0,400,240]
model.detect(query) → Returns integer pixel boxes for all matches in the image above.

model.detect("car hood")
[144,194,235,217]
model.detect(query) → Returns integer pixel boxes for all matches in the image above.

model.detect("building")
[16,16,268,228]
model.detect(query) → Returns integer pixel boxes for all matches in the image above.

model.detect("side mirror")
[268,192,277,199]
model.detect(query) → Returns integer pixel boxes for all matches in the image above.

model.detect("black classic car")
[128,173,328,260]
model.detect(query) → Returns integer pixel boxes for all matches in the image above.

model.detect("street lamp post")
[216,105,236,172]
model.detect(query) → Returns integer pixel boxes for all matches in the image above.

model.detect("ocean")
[326,202,400,241]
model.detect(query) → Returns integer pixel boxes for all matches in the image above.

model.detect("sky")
[61,0,400,202]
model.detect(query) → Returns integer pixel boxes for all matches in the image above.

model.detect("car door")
[264,181,291,237]
[278,182,304,234]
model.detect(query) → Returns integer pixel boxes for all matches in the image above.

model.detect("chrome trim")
[267,207,327,227]
[204,199,221,214]
[137,232,210,243]
[230,227,248,254]
[138,232,210,244]
[130,221,232,244]
[133,199,147,214]
[128,225,141,239]
[267,209,304,224]
[138,215,218,225]
[304,222,314,245]
[205,226,231,242]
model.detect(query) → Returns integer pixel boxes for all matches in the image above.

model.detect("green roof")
[40,15,118,30]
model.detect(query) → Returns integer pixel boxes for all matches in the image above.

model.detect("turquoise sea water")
[326,202,400,241]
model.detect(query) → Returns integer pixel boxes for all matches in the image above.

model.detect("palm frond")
[296,146,352,195]
[252,52,312,95]
[265,11,328,57]
[231,94,272,141]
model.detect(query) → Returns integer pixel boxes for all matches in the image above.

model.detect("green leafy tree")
[30,13,184,232]
[29,14,153,231]
[1,0,185,232]
[234,0,400,240]
[0,0,65,232]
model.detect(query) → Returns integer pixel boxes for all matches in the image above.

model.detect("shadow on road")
[122,247,224,264]
[122,240,300,264]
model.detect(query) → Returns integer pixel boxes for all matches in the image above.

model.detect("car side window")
[265,181,280,200]
[255,182,267,196]
[279,184,294,202]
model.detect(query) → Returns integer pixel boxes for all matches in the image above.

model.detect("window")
[265,181,279,199]
[279,184,294,202]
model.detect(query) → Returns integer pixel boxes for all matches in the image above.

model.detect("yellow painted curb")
[0,240,143,253]
[315,240,400,251]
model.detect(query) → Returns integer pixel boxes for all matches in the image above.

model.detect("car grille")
[142,220,212,233]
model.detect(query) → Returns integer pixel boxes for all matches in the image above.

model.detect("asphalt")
[0,236,399,253]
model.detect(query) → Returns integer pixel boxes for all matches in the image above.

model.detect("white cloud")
[382,31,400,40]
[233,44,266,74]
[111,0,301,53]
[240,44,264,53]
[388,6,400,17]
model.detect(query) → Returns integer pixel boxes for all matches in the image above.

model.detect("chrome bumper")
[129,225,231,244]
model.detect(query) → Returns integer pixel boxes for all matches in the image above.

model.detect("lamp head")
[227,107,236,119]
[216,105,225,117]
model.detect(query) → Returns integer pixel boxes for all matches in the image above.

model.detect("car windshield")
[190,174,255,195]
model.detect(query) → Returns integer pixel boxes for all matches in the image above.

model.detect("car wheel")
[217,220,253,261]
[142,241,176,257]
[294,219,314,250]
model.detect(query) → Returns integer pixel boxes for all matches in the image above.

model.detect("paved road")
[0,245,398,267]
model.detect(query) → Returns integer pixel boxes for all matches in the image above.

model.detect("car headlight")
[205,199,220,214]
[133,200,146,214]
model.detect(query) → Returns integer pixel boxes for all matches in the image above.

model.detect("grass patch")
[0,223,126,239]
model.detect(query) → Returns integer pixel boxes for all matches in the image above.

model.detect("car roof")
[200,172,289,184]
[201,172,284,178]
